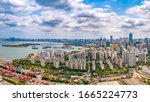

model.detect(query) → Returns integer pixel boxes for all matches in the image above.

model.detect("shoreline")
[0,41,83,63]
[1,43,41,48]
[0,59,12,63]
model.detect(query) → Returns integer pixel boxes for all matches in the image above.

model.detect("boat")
[62,44,74,49]
[42,46,51,49]
[32,46,38,49]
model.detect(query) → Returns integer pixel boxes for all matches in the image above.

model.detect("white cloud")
[35,0,91,10]
[0,0,41,15]
[126,1,150,19]
[0,0,149,38]
[0,0,27,6]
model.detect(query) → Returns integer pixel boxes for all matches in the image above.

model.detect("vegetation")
[12,59,31,68]
[12,59,85,76]
[145,62,150,66]
[64,55,69,61]
[147,54,150,59]
[71,51,80,54]
[144,79,150,85]
[92,63,130,77]
[82,79,90,85]
[42,75,89,85]
[3,77,24,85]
[10,56,132,84]
[42,76,70,83]
[12,58,130,79]
[96,53,100,61]
[0,65,7,69]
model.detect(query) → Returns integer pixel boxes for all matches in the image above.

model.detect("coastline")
[0,41,83,61]
[1,43,41,48]
[0,59,12,63]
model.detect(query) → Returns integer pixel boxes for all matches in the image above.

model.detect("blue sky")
[84,0,143,14]
[0,0,149,39]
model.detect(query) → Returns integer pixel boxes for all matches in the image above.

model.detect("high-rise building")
[40,59,45,67]
[30,58,35,64]
[106,41,110,47]
[38,52,46,59]
[144,38,149,44]
[99,60,104,70]
[99,51,104,60]
[66,59,86,70]
[108,50,112,58]
[118,58,123,67]
[148,44,150,53]
[129,33,133,43]
[109,64,113,70]
[91,48,97,60]
[127,45,131,52]
[104,51,108,59]
[122,50,129,64]
[110,35,113,44]
[92,51,97,60]
[138,53,147,63]
[82,60,86,70]
[53,60,60,68]
[92,60,96,70]
[113,56,117,64]
[128,53,136,67]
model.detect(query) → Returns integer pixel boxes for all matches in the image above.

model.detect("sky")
[0,0,149,39]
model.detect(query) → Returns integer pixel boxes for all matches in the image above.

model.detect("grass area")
[0,65,7,69]
[12,59,130,78]
[70,51,80,54]
[144,79,150,85]
[93,63,130,77]
[3,77,24,85]
[12,59,85,76]
[42,76,70,84]
[145,62,150,66]
[147,54,150,59]
[42,75,90,85]
[64,55,69,61]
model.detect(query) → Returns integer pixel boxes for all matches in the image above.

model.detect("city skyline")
[2,33,150,40]
[0,0,150,39]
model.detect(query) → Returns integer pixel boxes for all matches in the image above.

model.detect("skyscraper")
[129,33,133,43]
[106,41,110,47]
[138,53,147,63]
[92,60,96,70]
[144,38,149,44]
[128,52,136,67]
[122,50,128,64]
[110,35,113,44]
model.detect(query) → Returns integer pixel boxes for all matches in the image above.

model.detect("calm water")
[0,40,82,60]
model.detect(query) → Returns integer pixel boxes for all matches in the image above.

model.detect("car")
[35,72,40,75]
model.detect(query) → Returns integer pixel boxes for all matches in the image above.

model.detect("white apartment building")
[138,53,147,63]
[128,53,136,67]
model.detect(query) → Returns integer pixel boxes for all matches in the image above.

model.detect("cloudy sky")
[0,0,149,39]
